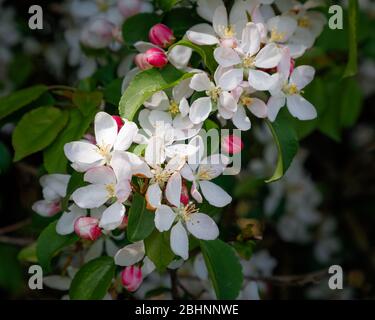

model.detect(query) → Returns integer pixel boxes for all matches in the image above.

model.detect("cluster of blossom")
[33,0,326,295]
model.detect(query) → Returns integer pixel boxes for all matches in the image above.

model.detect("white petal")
[241,23,261,56]
[168,45,192,70]
[114,241,145,266]
[198,154,229,179]
[145,183,162,210]
[110,151,132,182]
[40,174,70,198]
[173,79,194,102]
[72,184,108,208]
[94,112,117,149]
[99,202,125,231]
[144,91,169,110]
[267,96,285,121]
[180,164,195,181]
[43,276,71,291]
[219,91,237,112]
[84,238,104,262]
[197,0,224,22]
[32,200,59,217]
[191,182,203,203]
[248,69,279,91]
[186,30,219,45]
[199,180,232,207]
[134,41,157,53]
[190,73,213,92]
[165,155,186,172]
[166,172,182,207]
[214,47,241,68]
[155,205,177,232]
[125,152,152,178]
[115,180,132,203]
[148,110,172,127]
[232,105,251,131]
[179,98,190,117]
[290,66,315,90]
[248,98,268,118]
[84,166,116,185]
[254,43,282,68]
[267,16,297,43]
[114,121,138,151]
[64,141,102,164]
[170,222,189,260]
[186,213,219,240]
[165,143,197,159]
[56,205,86,235]
[145,136,165,166]
[189,97,212,124]
[213,5,228,37]
[218,68,243,91]
[286,95,317,120]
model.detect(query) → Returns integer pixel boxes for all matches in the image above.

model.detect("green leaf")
[127,193,155,242]
[157,0,181,11]
[265,110,299,183]
[43,107,96,173]
[69,257,115,300]
[103,79,123,106]
[170,39,217,74]
[72,91,103,116]
[144,230,175,271]
[200,239,243,299]
[0,85,48,121]
[18,242,38,263]
[12,106,69,162]
[0,141,11,175]
[0,244,24,293]
[36,221,79,273]
[119,65,193,120]
[163,8,202,38]
[122,13,161,46]
[339,78,363,128]
[343,0,358,78]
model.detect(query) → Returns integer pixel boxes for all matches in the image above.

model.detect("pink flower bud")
[118,0,142,19]
[134,53,152,70]
[121,265,143,292]
[112,116,124,132]
[180,181,190,206]
[74,217,102,241]
[118,215,128,230]
[144,48,168,68]
[149,24,175,48]
[222,135,244,155]
[81,19,115,49]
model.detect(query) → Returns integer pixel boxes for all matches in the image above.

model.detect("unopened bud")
[222,135,244,155]
[180,181,190,206]
[134,53,152,70]
[112,116,124,132]
[149,24,175,48]
[74,217,102,241]
[144,47,168,68]
[121,265,142,292]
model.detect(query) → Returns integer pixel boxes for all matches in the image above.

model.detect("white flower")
[187,4,247,47]
[71,155,132,230]
[64,112,138,172]
[181,153,232,207]
[230,83,268,130]
[267,48,317,121]
[214,22,282,91]
[56,204,86,235]
[189,68,242,124]
[32,174,70,217]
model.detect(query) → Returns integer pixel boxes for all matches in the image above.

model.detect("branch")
[0,235,34,246]
[0,218,31,235]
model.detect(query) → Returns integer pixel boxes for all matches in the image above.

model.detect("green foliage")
[0,85,48,121]
[200,239,243,299]
[0,244,24,294]
[69,257,115,300]
[157,0,181,12]
[122,13,161,46]
[119,65,193,120]
[18,242,38,263]
[36,221,79,273]
[127,192,155,242]
[265,110,299,183]
[0,141,11,175]
[12,106,69,161]
[343,0,359,78]
[72,90,103,116]
[163,8,202,38]
[144,230,175,271]
[170,39,217,74]
[104,79,123,106]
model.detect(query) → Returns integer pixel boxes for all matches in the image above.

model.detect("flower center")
[97,144,112,163]
[168,100,180,116]
[206,87,222,102]
[151,167,173,187]
[105,183,116,198]
[197,167,216,180]
[179,203,199,221]
[96,0,109,11]
[283,83,299,95]
[298,16,310,28]
[270,29,286,42]
[243,55,255,68]
[240,96,253,107]
[223,25,236,38]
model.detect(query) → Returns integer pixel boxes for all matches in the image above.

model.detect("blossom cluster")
[33,0,326,296]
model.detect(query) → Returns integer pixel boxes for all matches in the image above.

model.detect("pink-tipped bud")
[74,217,102,241]
[134,53,152,70]
[149,24,175,48]
[112,116,124,132]
[222,135,244,155]
[81,19,114,49]
[121,265,143,292]
[180,181,190,206]
[144,48,168,68]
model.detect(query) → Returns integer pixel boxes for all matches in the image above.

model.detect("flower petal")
[145,183,162,210]
[72,184,108,208]
[190,73,213,92]
[248,69,279,91]
[213,5,228,37]
[199,180,232,207]
[155,205,177,232]
[170,221,189,260]
[99,202,125,231]
[114,241,145,266]
[64,141,102,164]
[114,120,138,151]
[267,96,285,122]
[186,213,219,240]
[214,47,241,68]
[189,97,212,124]
[241,23,261,56]
[84,166,116,185]
[232,105,251,131]
[166,172,182,207]
[290,66,315,90]
[94,112,117,149]
[56,205,86,235]
[248,98,268,118]
[286,95,317,120]
[254,43,282,68]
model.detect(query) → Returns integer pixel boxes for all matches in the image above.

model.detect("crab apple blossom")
[144,47,168,68]
[80,19,115,49]
[134,53,152,70]
[118,0,152,19]
[222,135,244,155]
[56,204,86,235]
[149,24,175,48]
[32,174,70,217]
[74,216,102,241]
[64,112,138,171]
[121,265,143,292]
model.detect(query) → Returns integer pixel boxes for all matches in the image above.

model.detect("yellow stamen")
[243,55,255,68]
[298,16,310,28]
[181,203,199,221]
[283,83,299,95]
[168,100,180,116]
[270,29,286,42]
[105,184,116,198]
[206,87,222,102]
[240,96,253,107]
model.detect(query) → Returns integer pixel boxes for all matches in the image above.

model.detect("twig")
[0,235,34,246]
[170,270,180,300]
[15,163,38,176]
[0,218,32,235]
